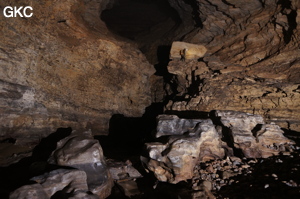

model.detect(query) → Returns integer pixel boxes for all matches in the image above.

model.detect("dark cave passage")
[101,0,181,40]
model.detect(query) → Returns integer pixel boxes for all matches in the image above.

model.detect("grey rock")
[145,116,225,183]
[49,130,113,198]
[215,110,295,158]
[155,114,205,138]
[107,159,142,180]
[31,169,98,198]
[9,184,49,199]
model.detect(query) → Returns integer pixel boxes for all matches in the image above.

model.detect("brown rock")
[145,116,225,183]
[164,0,300,132]
[0,0,154,145]
[216,110,295,158]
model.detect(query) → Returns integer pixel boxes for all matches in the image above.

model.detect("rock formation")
[48,130,113,198]
[144,115,226,183]
[144,111,295,183]
[10,169,100,199]
[164,0,300,132]
[0,0,154,145]
[215,110,295,158]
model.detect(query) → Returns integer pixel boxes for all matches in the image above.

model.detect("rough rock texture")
[10,169,100,199]
[107,159,142,197]
[144,115,225,183]
[9,184,49,199]
[107,159,142,180]
[216,110,295,158]
[0,0,154,145]
[144,112,295,183]
[49,130,113,198]
[165,0,300,132]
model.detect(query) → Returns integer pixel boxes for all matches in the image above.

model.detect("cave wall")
[0,0,154,144]
[165,0,300,131]
[1,0,300,145]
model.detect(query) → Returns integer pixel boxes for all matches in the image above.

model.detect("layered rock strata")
[165,0,300,132]
[0,0,154,145]
[215,110,295,158]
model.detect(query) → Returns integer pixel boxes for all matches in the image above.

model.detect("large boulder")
[216,110,295,158]
[144,112,295,183]
[10,169,100,199]
[144,115,225,183]
[49,130,113,198]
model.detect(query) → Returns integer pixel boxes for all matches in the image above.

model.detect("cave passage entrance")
[101,0,181,41]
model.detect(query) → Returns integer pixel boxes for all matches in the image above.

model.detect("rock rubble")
[143,111,295,185]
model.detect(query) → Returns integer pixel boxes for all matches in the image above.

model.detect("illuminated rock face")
[1,0,300,145]
[9,130,112,199]
[164,0,300,132]
[0,0,154,145]
[144,115,226,183]
[215,110,295,158]
[144,111,295,183]
[49,130,113,198]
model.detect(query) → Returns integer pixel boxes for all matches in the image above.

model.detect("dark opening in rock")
[101,0,181,40]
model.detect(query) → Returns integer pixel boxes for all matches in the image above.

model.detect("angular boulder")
[49,130,113,198]
[144,116,225,183]
[215,110,295,158]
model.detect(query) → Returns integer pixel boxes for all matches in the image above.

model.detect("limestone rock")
[9,184,49,199]
[107,159,142,180]
[144,116,225,183]
[49,130,113,198]
[170,41,207,60]
[215,110,295,158]
[155,114,204,138]
[10,169,100,199]
[164,0,300,132]
[31,169,98,199]
[0,0,154,145]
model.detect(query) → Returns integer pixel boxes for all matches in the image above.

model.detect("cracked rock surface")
[144,111,295,184]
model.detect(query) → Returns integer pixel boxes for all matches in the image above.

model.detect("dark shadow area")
[217,152,300,199]
[278,0,298,44]
[32,127,72,161]
[101,0,181,40]
[97,103,164,160]
[164,110,209,119]
[209,110,244,158]
[0,127,72,199]
[0,138,16,144]
[183,0,203,28]
[154,45,180,106]
[282,128,300,146]
[251,124,264,137]
[154,45,171,76]
[186,70,203,98]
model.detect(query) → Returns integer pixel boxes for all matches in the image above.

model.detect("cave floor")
[0,132,299,199]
